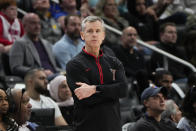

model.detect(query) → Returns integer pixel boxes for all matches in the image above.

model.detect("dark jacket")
[9,35,60,78]
[133,114,180,131]
[112,44,146,79]
[150,42,190,80]
[66,48,128,131]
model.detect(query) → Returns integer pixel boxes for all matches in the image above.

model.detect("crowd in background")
[0,0,196,130]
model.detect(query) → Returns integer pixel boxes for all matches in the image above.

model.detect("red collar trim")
[82,47,103,58]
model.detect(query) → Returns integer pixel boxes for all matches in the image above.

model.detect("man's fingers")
[74,89,84,100]
[76,82,84,86]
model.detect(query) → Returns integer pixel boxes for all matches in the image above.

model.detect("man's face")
[24,14,41,37]
[33,71,48,94]
[171,103,182,123]
[0,90,9,115]
[58,80,72,101]
[33,0,50,10]
[81,21,105,49]
[122,27,138,48]
[3,5,17,20]
[61,0,76,9]
[136,0,146,15]
[161,25,177,44]
[144,93,166,113]
[160,74,173,91]
[66,16,81,40]
[104,0,118,18]
[19,92,32,123]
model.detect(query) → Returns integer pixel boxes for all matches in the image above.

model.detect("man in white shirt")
[24,68,68,126]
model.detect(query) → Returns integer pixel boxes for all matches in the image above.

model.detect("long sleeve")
[66,54,128,107]
[9,39,31,77]
[0,18,12,45]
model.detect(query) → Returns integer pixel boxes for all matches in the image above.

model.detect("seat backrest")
[30,108,55,126]
[122,122,136,131]
[1,53,12,75]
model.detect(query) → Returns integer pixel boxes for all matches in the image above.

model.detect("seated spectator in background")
[49,75,74,124]
[125,0,159,45]
[133,86,180,131]
[7,88,38,131]
[161,99,182,126]
[25,68,68,126]
[53,0,80,29]
[0,0,24,53]
[177,88,196,131]
[112,26,146,81]
[150,22,190,81]
[184,30,196,68]
[146,0,174,20]
[154,70,185,106]
[0,88,18,131]
[49,75,73,107]
[32,0,63,44]
[9,13,61,79]
[80,1,94,20]
[95,0,129,47]
[53,15,84,70]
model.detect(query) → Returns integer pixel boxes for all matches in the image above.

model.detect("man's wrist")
[92,85,96,94]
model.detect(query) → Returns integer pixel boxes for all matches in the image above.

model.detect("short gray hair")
[81,16,105,32]
[161,100,177,119]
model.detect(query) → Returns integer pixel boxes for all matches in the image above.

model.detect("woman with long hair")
[0,88,18,131]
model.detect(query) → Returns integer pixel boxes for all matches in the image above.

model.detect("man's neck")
[122,44,134,54]
[147,110,162,122]
[85,46,100,57]
[28,34,39,43]
[26,90,40,101]
[67,34,79,45]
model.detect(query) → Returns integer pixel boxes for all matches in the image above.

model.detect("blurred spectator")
[53,0,80,29]
[49,75,73,107]
[25,68,68,126]
[161,99,182,126]
[53,15,84,70]
[32,0,63,44]
[0,0,24,53]
[147,0,174,19]
[125,0,159,44]
[95,0,129,47]
[184,30,196,68]
[49,75,74,124]
[7,88,38,131]
[111,26,146,80]
[133,86,180,131]
[0,88,18,131]
[80,2,94,20]
[9,13,61,79]
[177,88,196,131]
[154,69,184,106]
[150,22,189,81]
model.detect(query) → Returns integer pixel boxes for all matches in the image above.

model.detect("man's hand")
[74,82,96,100]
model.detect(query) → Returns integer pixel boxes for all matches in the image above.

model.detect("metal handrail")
[17,4,196,72]
[104,24,196,72]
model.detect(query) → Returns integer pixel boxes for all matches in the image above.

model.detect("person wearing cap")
[133,86,180,131]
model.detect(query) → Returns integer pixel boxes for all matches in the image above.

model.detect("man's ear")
[143,99,149,108]
[80,31,84,40]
